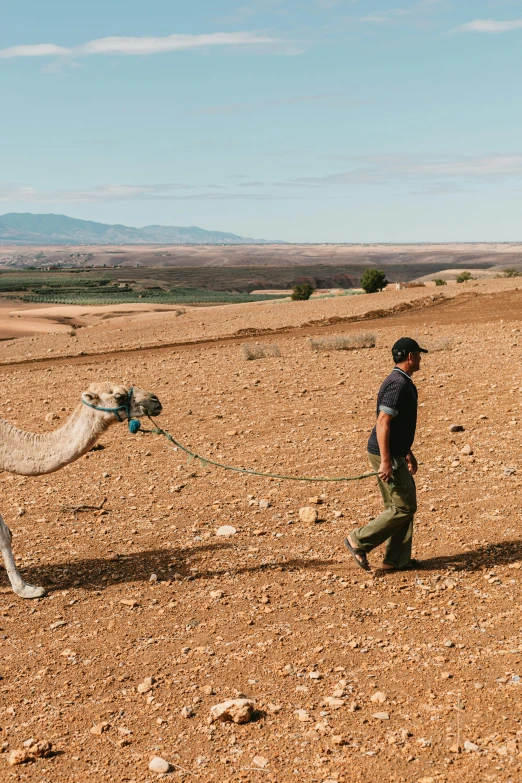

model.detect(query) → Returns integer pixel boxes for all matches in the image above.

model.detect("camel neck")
[0,404,113,476]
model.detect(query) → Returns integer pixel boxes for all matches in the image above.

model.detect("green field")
[0,271,287,305]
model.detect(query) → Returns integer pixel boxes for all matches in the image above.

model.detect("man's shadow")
[416,539,522,572]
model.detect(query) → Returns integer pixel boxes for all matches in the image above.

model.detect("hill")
[0,212,280,245]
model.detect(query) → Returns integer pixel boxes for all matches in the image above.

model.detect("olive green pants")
[350,453,417,569]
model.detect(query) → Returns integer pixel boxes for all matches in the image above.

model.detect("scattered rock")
[216,525,237,537]
[464,740,479,752]
[90,722,110,735]
[372,712,390,720]
[148,756,171,774]
[449,424,465,432]
[299,506,319,524]
[461,444,473,455]
[120,599,139,608]
[370,691,387,704]
[258,499,270,509]
[181,705,195,718]
[137,676,155,694]
[7,749,31,766]
[209,590,224,600]
[444,639,455,648]
[210,698,255,724]
[323,697,344,709]
[253,755,269,768]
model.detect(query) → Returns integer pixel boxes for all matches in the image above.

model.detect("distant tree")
[433,278,447,286]
[291,282,315,300]
[503,267,521,278]
[361,268,388,294]
[456,271,474,283]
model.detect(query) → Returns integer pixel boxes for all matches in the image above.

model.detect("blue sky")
[1,0,522,242]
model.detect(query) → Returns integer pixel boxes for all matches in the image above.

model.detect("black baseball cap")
[392,337,428,362]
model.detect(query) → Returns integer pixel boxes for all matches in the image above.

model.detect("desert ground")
[1,278,522,783]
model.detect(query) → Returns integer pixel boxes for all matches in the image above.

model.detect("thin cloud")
[0,31,296,60]
[451,19,522,34]
[0,183,297,203]
[0,184,193,203]
[280,154,522,188]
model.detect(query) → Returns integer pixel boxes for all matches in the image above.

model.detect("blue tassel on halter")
[128,418,141,434]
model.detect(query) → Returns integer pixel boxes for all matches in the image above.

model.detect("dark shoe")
[344,537,371,572]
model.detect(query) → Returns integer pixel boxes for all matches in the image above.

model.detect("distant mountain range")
[0,212,282,245]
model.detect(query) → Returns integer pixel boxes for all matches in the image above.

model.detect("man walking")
[345,337,427,572]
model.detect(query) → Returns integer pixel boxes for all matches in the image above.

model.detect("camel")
[0,382,162,599]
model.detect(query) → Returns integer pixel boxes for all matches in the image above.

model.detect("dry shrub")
[308,332,376,352]
[411,334,455,352]
[427,336,455,352]
[241,342,281,361]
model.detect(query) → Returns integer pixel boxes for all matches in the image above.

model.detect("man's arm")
[375,411,394,481]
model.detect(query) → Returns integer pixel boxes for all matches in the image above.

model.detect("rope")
[141,416,379,483]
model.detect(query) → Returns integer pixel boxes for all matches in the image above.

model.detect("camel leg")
[0,513,46,599]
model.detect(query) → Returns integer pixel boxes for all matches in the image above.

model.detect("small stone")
[309,671,322,680]
[444,639,455,647]
[299,506,319,524]
[332,510,343,519]
[226,429,238,436]
[474,682,484,689]
[418,778,435,783]
[253,756,269,768]
[149,573,158,583]
[202,685,215,696]
[461,444,473,456]
[216,525,237,537]
[22,738,35,748]
[210,699,255,724]
[441,672,452,679]
[449,424,464,432]
[323,697,344,709]
[31,741,52,758]
[267,703,282,713]
[308,496,322,505]
[258,499,270,509]
[120,599,138,608]
[370,691,387,704]
[372,712,390,720]
[90,721,110,735]
[295,709,311,722]
[209,590,224,600]
[331,734,347,746]
[137,676,155,694]
[464,740,479,752]
[181,705,195,718]
[148,756,171,774]
[49,620,67,630]
[7,749,31,766]
[45,412,60,423]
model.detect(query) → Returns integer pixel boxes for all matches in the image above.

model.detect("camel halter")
[82,387,141,433]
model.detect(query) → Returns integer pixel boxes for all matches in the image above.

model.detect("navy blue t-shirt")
[367,367,418,457]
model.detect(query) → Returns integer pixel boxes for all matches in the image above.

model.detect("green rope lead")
[141,416,379,484]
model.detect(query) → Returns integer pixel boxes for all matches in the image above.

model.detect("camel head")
[81,383,162,423]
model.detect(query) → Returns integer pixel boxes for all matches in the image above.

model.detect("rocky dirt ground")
[0,282,522,783]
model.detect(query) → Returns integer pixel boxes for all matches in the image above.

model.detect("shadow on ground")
[3,541,332,592]
[4,539,522,593]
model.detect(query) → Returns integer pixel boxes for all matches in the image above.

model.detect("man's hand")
[378,460,394,482]
[406,451,418,476]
